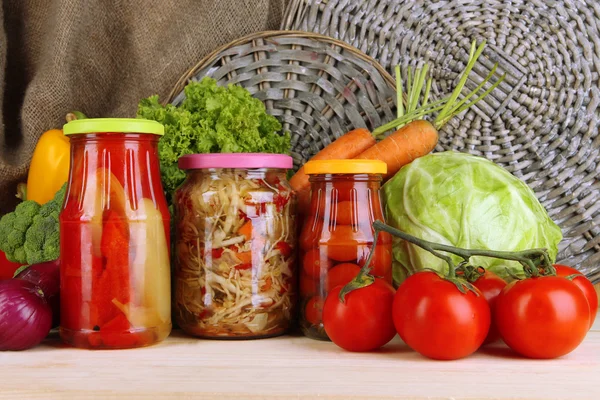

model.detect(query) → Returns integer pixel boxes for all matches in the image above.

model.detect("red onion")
[0,279,52,351]
[14,260,60,328]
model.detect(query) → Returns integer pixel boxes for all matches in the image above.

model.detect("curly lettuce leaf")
[137,77,290,202]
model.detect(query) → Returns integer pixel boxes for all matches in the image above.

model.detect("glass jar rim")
[304,159,387,175]
[308,173,382,181]
[178,153,293,170]
[63,118,164,136]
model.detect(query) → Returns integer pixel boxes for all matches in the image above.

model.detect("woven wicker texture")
[168,31,397,174]
[282,0,600,282]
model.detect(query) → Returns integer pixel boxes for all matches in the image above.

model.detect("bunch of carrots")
[290,40,506,213]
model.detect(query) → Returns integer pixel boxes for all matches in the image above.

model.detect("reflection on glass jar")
[174,154,297,339]
[298,160,392,340]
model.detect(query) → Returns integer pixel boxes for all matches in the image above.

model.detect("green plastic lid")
[63,118,164,136]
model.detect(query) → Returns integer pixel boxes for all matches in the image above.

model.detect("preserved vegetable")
[174,154,296,338]
[60,118,171,349]
[299,160,392,340]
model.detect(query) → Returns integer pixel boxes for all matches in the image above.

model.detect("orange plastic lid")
[304,159,387,175]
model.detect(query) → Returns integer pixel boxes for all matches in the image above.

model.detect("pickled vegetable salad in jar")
[174,154,297,339]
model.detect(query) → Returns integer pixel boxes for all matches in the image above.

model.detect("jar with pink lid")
[173,153,297,339]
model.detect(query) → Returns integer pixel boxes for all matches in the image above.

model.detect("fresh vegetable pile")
[0,38,597,360]
[322,221,597,360]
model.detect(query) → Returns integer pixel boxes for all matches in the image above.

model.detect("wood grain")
[0,312,599,400]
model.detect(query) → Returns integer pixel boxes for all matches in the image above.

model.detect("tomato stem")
[455,263,486,283]
[338,231,380,302]
[372,220,552,278]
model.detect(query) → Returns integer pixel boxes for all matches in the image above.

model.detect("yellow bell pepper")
[26,112,86,204]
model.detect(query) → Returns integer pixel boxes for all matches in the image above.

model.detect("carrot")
[293,40,505,212]
[237,220,253,241]
[289,128,375,194]
[355,40,505,180]
[235,251,252,264]
[355,120,438,179]
[261,276,273,291]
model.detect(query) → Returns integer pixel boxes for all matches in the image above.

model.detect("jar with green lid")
[59,118,172,349]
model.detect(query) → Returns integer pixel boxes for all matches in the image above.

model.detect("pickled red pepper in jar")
[299,160,392,340]
[59,118,172,349]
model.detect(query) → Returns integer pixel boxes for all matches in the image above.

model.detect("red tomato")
[275,241,293,259]
[327,263,361,291]
[323,279,396,352]
[0,251,23,280]
[495,276,590,359]
[300,272,318,297]
[302,248,333,279]
[333,201,356,225]
[304,296,324,326]
[554,264,598,328]
[211,248,224,258]
[299,217,322,251]
[471,270,507,344]
[235,263,252,271]
[393,271,491,360]
[326,225,364,262]
[357,243,392,283]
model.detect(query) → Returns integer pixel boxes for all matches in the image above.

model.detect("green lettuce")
[137,77,290,202]
[382,151,563,285]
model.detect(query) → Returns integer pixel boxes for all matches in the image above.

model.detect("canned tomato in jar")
[298,160,392,340]
[59,118,172,349]
[174,153,297,339]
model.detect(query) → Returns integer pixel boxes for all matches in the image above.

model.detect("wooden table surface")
[1,312,599,400]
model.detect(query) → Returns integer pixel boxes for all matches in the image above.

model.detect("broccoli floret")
[0,201,41,263]
[0,184,65,264]
[25,214,60,264]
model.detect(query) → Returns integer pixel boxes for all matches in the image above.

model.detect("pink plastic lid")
[178,153,294,170]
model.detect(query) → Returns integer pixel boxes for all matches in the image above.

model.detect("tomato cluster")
[298,177,392,339]
[322,262,597,360]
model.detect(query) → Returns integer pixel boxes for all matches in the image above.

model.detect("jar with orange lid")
[298,160,392,340]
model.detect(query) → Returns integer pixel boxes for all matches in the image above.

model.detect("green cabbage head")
[382,151,563,285]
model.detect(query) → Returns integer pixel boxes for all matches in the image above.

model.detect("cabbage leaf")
[382,152,563,285]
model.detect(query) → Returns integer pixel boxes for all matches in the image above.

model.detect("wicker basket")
[281,0,600,282]
[168,25,599,282]
[168,31,397,171]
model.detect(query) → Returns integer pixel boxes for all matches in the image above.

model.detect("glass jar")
[174,153,297,339]
[298,160,392,340]
[59,118,172,349]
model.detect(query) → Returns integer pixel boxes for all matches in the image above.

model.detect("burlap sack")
[0,0,285,214]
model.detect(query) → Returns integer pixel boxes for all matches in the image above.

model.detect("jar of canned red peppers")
[174,153,297,339]
[59,118,172,349]
[299,160,392,340]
